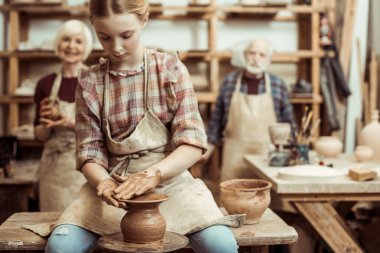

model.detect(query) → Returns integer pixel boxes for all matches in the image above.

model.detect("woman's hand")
[112,169,161,201]
[40,115,73,129]
[97,178,127,209]
[39,98,61,120]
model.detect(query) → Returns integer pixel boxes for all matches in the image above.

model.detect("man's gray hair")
[230,38,274,69]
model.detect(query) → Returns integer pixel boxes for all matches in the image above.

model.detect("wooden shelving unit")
[0,0,327,158]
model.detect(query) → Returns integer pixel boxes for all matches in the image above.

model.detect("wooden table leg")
[294,202,364,253]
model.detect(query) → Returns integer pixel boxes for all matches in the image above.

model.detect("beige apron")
[221,72,277,181]
[25,50,244,237]
[38,73,86,211]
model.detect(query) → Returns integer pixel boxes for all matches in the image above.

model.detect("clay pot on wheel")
[220,179,271,224]
[121,193,169,244]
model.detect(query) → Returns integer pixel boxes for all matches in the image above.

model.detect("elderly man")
[197,38,295,181]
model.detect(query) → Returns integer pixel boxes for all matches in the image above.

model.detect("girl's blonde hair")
[89,0,149,20]
[54,19,93,60]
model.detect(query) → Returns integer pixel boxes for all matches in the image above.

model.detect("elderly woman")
[34,19,93,211]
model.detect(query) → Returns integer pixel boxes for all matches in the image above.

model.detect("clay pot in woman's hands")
[355,146,374,163]
[314,136,343,158]
[220,179,271,224]
[40,98,61,121]
[120,193,168,244]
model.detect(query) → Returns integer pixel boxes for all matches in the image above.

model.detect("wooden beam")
[294,202,364,253]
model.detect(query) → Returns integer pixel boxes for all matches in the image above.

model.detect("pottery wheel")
[98,232,189,253]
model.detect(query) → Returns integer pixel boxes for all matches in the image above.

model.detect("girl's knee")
[46,224,99,253]
[189,225,238,253]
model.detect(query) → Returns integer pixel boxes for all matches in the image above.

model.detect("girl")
[41,1,243,252]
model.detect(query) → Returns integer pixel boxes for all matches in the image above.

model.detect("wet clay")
[120,193,169,244]
[220,179,271,224]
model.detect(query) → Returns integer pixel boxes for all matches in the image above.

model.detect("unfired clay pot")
[359,110,380,161]
[355,146,374,163]
[121,193,168,244]
[220,179,271,224]
[314,136,343,158]
[268,123,291,145]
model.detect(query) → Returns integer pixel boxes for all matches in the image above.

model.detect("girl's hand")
[112,169,161,201]
[97,178,127,209]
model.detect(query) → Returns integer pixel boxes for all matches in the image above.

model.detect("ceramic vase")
[314,136,343,158]
[220,179,271,224]
[355,146,374,163]
[268,123,291,146]
[121,193,169,244]
[359,110,380,161]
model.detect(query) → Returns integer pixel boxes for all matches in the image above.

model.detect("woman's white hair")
[53,19,93,60]
[230,38,274,69]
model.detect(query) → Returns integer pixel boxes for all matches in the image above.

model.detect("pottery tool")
[297,106,314,144]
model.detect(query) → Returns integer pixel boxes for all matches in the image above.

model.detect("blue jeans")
[46,224,238,253]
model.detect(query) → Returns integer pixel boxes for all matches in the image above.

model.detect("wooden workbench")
[0,209,297,252]
[245,153,380,253]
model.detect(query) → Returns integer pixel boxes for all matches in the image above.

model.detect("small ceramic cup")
[354,146,374,163]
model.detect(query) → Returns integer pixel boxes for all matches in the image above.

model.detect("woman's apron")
[38,73,86,212]
[221,72,277,181]
[25,50,244,237]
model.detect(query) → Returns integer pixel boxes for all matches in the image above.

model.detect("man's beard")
[246,62,269,75]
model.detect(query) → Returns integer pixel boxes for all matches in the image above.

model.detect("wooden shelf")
[290,94,323,104]
[0,95,33,104]
[19,139,44,148]
[196,92,217,103]
[0,4,213,19]
[219,4,319,14]
[0,50,211,60]
[217,50,327,63]
[1,50,331,63]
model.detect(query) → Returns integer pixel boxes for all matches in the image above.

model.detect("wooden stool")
[98,232,188,253]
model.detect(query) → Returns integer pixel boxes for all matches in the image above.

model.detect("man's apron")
[38,73,86,211]
[221,72,277,181]
[25,50,244,237]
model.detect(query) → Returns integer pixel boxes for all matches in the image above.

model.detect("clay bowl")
[220,179,271,224]
[355,146,374,163]
[314,136,343,158]
[121,193,169,244]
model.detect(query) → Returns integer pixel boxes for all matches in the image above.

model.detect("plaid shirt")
[75,49,207,170]
[207,71,295,145]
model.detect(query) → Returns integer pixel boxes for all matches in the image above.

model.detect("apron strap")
[264,73,272,96]
[49,72,62,100]
[143,50,149,111]
[234,71,244,93]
